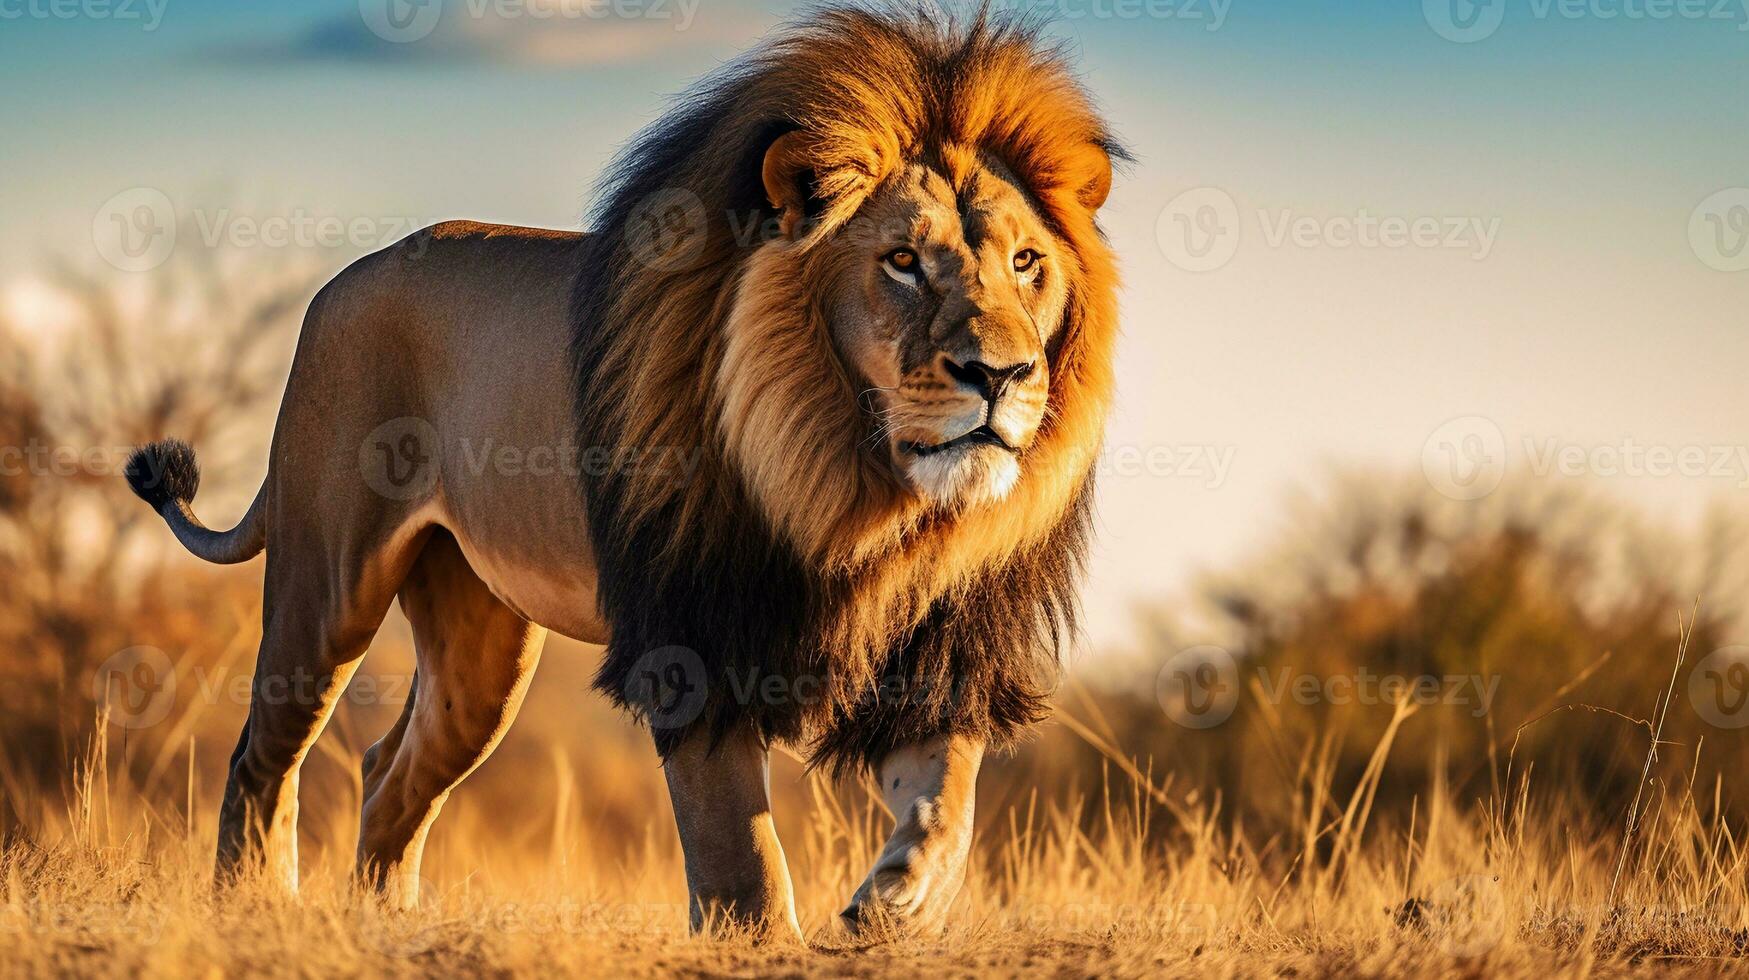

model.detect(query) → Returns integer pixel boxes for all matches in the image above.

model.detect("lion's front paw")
[844,736,983,937]
[840,833,970,936]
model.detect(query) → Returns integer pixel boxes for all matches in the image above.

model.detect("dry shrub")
[0,249,309,830]
[1052,471,1749,838]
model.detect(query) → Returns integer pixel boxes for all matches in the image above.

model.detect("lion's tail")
[124,439,268,565]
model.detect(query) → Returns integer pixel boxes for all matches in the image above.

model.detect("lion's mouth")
[901,425,1016,458]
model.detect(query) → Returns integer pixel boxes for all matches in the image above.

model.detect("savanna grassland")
[6,654,1749,979]
[4,261,1749,977]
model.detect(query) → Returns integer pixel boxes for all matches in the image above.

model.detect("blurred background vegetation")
[2,246,1746,871]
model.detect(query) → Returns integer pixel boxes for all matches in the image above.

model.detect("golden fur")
[120,3,1125,930]
[577,4,1124,766]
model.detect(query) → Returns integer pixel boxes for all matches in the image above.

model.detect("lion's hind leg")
[355,530,545,907]
[215,521,426,892]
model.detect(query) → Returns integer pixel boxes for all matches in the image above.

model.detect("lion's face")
[818,158,1072,507]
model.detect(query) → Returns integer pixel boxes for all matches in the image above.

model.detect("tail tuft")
[125,439,201,511]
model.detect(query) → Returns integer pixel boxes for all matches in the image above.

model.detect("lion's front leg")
[842,734,983,934]
[662,725,802,941]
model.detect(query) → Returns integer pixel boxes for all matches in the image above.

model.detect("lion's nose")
[939,356,1036,403]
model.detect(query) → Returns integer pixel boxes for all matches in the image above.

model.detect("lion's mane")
[572,3,1125,772]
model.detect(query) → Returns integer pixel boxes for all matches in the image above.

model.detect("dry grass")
[4,669,1746,978]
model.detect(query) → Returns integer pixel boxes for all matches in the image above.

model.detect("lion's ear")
[761,130,814,239]
[1070,142,1114,213]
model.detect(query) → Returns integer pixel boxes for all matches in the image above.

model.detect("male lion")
[125,5,1122,939]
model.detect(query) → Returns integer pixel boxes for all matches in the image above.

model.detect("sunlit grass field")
[5,659,1746,978]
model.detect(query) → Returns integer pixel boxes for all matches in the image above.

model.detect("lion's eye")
[1013,249,1041,273]
[882,249,922,283]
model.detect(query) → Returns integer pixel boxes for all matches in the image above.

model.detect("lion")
[123,5,1122,940]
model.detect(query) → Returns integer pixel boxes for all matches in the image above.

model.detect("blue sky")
[3,0,1745,649]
